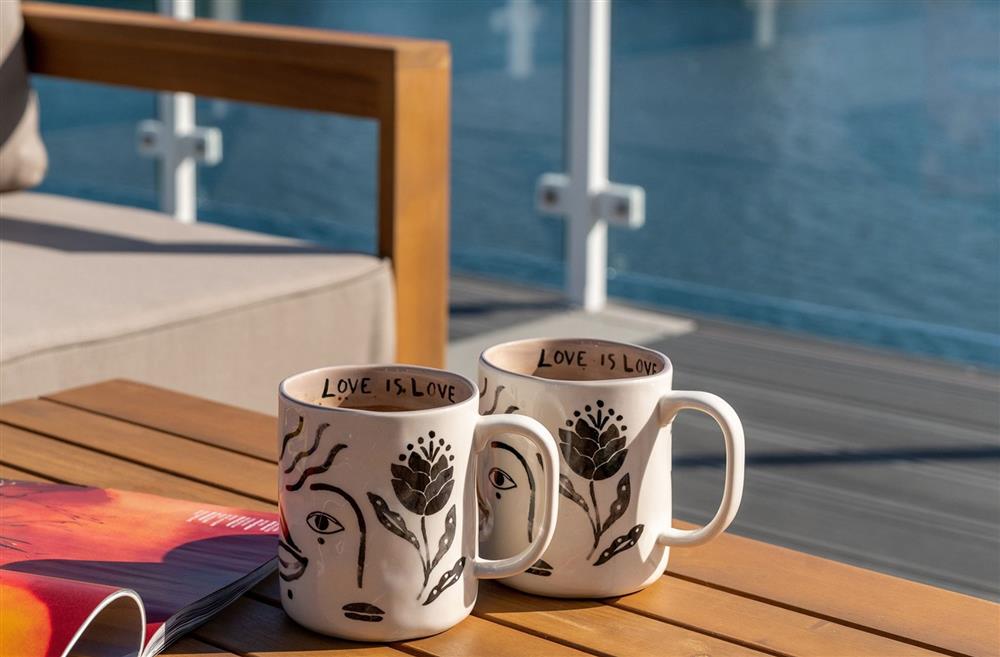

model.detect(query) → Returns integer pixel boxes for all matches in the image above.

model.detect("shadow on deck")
[449,274,1000,601]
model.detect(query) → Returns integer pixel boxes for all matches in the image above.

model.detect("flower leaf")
[526,559,553,577]
[558,474,589,513]
[601,473,630,534]
[430,505,457,571]
[423,556,466,605]
[367,492,420,551]
[593,524,644,566]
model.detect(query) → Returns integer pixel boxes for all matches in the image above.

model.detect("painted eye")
[488,467,517,490]
[307,511,344,534]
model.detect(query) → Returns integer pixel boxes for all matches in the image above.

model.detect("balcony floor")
[449,274,1000,601]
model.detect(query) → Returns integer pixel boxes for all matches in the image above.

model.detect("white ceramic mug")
[277,364,559,641]
[478,338,745,597]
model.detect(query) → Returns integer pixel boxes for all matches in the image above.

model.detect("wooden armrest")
[22,1,450,367]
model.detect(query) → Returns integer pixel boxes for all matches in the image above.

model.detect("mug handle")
[471,414,560,579]
[657,391,745,547]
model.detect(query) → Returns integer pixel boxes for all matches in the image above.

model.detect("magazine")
[0,479,279,657]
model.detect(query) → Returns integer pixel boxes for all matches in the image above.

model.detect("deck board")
[449,275,1000,601]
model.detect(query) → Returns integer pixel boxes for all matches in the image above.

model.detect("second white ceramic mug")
[278,365,559,640]
[478,338,745,597]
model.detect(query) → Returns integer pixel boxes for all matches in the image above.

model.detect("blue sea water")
[33,0,1000,367]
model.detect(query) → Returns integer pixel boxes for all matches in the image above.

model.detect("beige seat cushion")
[0,192,394,412]
[0,0,48,191]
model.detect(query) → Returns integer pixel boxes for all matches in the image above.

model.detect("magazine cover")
[0,480,279,657]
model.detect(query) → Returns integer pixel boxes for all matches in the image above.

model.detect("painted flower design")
[557,400,643,566]
[391,431,455,515]
[558,400,627,481]
[370,431,463,605]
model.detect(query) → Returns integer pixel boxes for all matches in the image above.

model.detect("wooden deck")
[449,274,1000,601]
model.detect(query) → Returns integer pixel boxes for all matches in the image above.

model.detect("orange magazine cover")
[0,479,278,657]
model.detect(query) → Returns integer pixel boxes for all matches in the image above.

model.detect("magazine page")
[0,569,144,657]
[0,480,278,656]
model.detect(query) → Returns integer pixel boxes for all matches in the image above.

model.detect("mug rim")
[279,364,479,417]
[480,337,673,386]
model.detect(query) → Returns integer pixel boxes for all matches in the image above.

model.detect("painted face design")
[279,416,385,623]
[478,377,552,574]
[486,441,538,544]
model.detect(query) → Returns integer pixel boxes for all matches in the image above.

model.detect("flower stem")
[420,516,431,588]
[588,480,602,558]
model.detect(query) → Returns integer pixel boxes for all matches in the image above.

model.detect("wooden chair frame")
[21,1,450,367]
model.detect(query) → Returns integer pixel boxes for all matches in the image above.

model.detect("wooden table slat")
[472,580,768,657]
[668,522,999,657]
[46,379,276,460]
[0,424,270,511]
[249,576,767,657]
[0,462,49,482]
[610,573,947,657]
[0,399,275,503]
[163,637,239,656]
[400,614,596,657]
[249,577,599,657]
[192,595,409,657]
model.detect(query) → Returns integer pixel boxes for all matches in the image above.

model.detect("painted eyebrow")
[284,423,330,473]
[280,416,304,460]
[491,440,537,543]
[309,482,367,589]
[285,443,347,492]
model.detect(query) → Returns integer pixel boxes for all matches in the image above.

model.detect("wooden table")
[2,380,996,657]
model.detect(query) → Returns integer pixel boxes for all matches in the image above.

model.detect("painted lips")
[343,602,386,622]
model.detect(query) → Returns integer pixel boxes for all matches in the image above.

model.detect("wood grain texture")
[401,615,595,657]
[378,60,450,368]
[22,1,450,367]
[653,327,999,431]
[46,379,276,460]
[21,1,444,116]
[610,575,945,657]
[0,399,275,502]
[669,521,998,657]
[163,637,238,656]
[251,575,596,657]
[193,595,407,657]
[473,581,768,657]
[0,423,270,510]
[0,462,48,481]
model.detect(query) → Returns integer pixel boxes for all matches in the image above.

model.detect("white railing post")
[567,0,609,311]
[156,0,195,222]
[490,0,542,80]
[136,0,222,222]
[537,0,644,312]
[749,0,778,49]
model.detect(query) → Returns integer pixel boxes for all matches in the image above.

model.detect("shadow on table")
[194,575,608,654]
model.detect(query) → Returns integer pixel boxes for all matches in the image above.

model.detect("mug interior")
[482,338,669,382]
[280,365,476,412]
